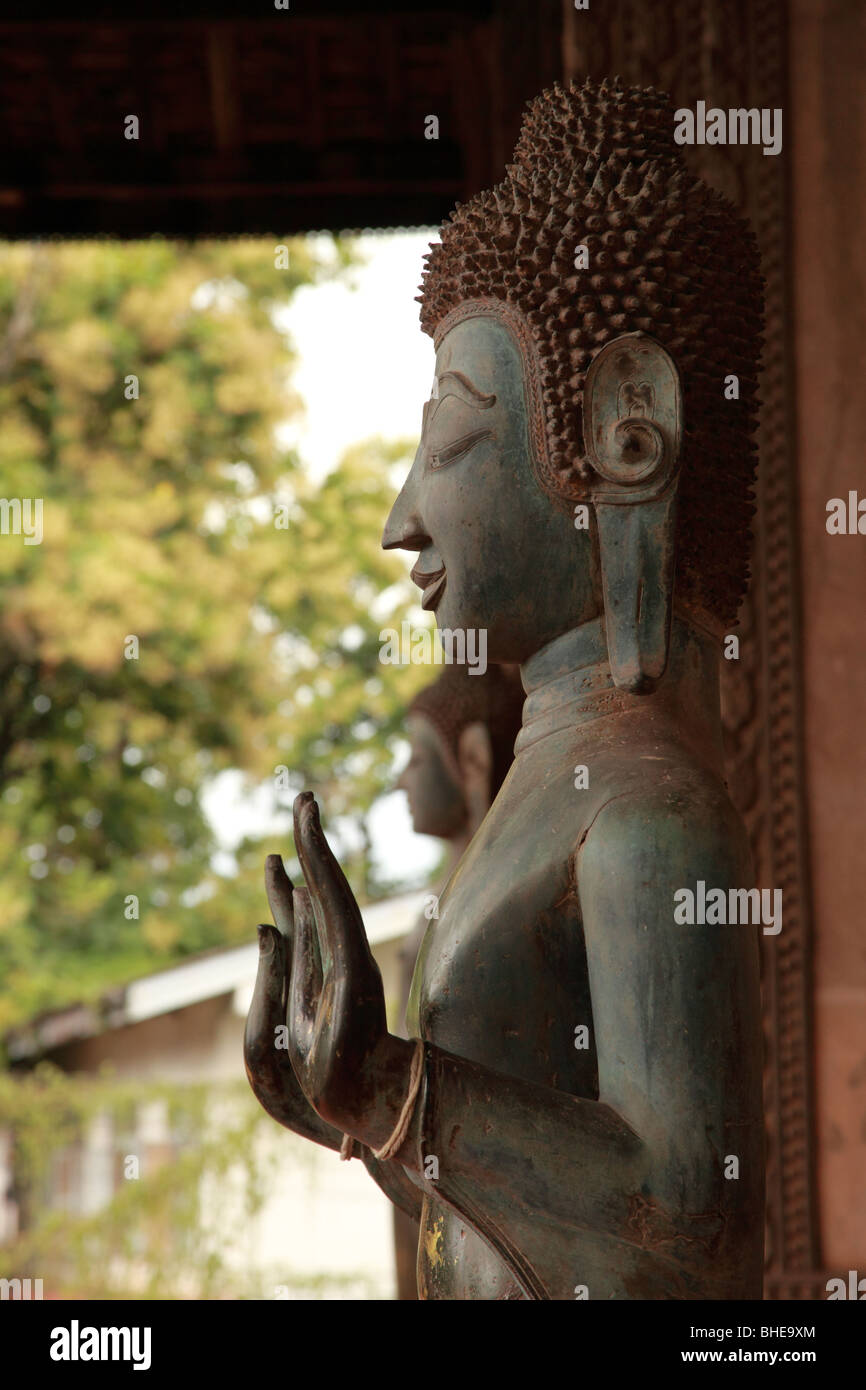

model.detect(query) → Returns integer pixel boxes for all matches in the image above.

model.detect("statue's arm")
[393,787,764,1298]
[360,1151,424,1220]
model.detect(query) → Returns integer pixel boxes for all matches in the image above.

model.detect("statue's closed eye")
[430,428,493,470]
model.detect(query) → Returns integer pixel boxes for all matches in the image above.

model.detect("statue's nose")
[382,483,426,553]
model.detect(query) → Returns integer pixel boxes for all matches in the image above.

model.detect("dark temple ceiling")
[0,1,563,237]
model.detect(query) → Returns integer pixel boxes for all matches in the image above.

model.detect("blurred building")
[3,893,424,1299]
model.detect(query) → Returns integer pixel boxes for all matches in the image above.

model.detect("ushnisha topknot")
[418,76,765,630]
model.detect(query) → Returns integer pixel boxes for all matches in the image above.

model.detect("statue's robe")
[367,620,764,1300]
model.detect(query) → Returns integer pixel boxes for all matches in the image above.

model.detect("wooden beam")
[207,23,242,155]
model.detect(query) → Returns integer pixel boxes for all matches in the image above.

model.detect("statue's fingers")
[265,854,295,942]
[243,924,289,1078]
[293,887,323,997]
[289,888,322,1063]
[244,923,338,1146]
[293,792,375,983]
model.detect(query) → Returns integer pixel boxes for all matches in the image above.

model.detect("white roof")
[6,890,427,1060]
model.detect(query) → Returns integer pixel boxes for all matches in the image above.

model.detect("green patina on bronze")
[244,76,765,1301]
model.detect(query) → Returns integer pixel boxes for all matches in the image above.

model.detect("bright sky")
[275,231,436,480]
[202,230,442,887]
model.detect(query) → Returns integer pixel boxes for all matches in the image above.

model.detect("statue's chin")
[431,594,531,666]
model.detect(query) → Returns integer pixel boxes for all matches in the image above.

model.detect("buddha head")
[397,664,524,840]
[382,77,763,691]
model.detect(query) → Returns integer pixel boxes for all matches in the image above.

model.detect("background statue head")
[384,77,764,689]
[397,664,524,842]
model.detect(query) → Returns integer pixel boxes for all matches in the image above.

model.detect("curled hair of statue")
[418,75,765,631]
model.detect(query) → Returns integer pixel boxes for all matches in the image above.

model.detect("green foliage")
[0,239,428,1033]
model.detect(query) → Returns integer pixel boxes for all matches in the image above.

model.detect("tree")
[0,239,426,1033]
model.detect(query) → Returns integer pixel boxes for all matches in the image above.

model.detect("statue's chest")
[410,762,600,1095]
[409,749,604,1300]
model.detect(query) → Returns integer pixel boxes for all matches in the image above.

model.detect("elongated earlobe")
[594,493,678,692]
[584,333,683,693]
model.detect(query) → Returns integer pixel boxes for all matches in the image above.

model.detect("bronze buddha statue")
[244,76,765,1300]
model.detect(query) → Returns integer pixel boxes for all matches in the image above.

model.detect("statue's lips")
[410,562,447,612]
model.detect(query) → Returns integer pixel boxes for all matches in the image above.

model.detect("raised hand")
[242,851,344,1153]
[286,791,418,1155]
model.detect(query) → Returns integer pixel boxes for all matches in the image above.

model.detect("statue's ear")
[584,332,683,694]
[456,721,493,834]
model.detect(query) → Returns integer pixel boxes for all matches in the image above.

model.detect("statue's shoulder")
[574,748,752,897]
